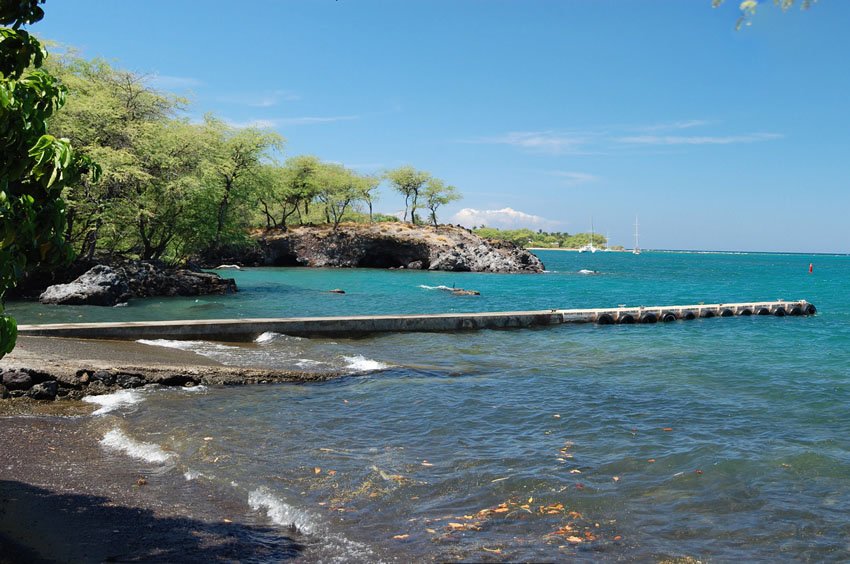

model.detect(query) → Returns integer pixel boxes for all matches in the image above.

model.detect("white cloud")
[548,171,599,186]
[464,121,782,154]
[218,90,301,108]
[251,90,301,107]
[616,133,783,145]
[451,207,560,230]
[464,131,588,154]
[277,115,359,126]
[639,119,712,132]
[222,115,359,129]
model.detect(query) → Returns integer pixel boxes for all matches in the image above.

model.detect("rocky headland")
[245,223,545,273]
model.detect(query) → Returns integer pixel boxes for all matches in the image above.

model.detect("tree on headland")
[423,178,460,228]
[259,155,322,230]
[385,165,431,224]
[0,0,99,358]
[357,173,380,223]
[315,163,361,229]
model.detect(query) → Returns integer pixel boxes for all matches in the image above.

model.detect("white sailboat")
[578,219,597,253]
[604,231,612,251]
[633,216,641,255]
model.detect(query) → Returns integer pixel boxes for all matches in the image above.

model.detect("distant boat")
[633,216,641,255]
[578,219,597,253]
[604,231,612,252]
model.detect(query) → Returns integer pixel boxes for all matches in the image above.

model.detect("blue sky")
[32,0,850,252]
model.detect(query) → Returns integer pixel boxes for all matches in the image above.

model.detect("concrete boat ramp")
[18,299,816,342]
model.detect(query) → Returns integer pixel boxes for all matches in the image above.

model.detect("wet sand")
[0,337,342,406]
[0,336,329,562]
[0,416,304,563]
[4,335,224,371]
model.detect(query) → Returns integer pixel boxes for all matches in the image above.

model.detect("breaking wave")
[100,428,172,463]
[83,390,143,415]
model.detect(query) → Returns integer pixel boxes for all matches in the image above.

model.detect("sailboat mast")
[634,216,640,253]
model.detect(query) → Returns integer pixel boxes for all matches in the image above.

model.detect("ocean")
[7,250,850,561]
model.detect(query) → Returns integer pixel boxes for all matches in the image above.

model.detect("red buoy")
[809,263,813,274]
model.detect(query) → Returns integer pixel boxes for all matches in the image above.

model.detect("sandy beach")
[0,336,336,562]
[0,336,342,411]
[0,415,304,563]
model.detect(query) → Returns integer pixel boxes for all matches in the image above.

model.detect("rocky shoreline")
[16,224,542,307]
[0,337,344,407]
[216,223,545,273]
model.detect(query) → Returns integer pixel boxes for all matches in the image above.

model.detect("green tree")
[315,163,361,229]
[124,120,208,260]
[357,173,380,223]
[45,54,182,259]
[422,178,461,227]
[384,165,430,224]
[256,155,321,230]
[198,116,283,252]
[0,0,98,358]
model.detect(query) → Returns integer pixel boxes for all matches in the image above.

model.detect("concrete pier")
[17,299,815,342]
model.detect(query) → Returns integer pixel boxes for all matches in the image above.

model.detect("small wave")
[83,390,143,415]
[248,487,317,534]
[578,269,599,275]
[255,331,304,344]
[343,355,389,372]
[418,284,453,291]
[137,338,238,351]
[295,359,326,368]
[255,331,280,344]
[100,428,172,463]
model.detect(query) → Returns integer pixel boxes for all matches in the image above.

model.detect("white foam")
[578,269,599,275]
[295,359,325,368]
[254,332,304,344]
[184,469,202,481]
[100,428,172,463]
[343,355,389,372]
[180,385,207,393]
[254,331,280,344]
[83,390,143,415]
[418,284,453,291]
[138,338,196,350]
[137,338,238,351]
[248,487,317,534]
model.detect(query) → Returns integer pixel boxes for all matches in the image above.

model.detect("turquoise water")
[13,251,850,561]
[11,250,830,323]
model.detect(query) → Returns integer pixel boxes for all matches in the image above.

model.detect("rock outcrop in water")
[249,223,544,273]
[39,261,237,307]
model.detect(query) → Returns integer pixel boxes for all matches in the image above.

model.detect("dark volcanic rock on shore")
[0,364,342,403]
[252,223,544,273]
[39,265,131,306]
[39,261,236,307]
